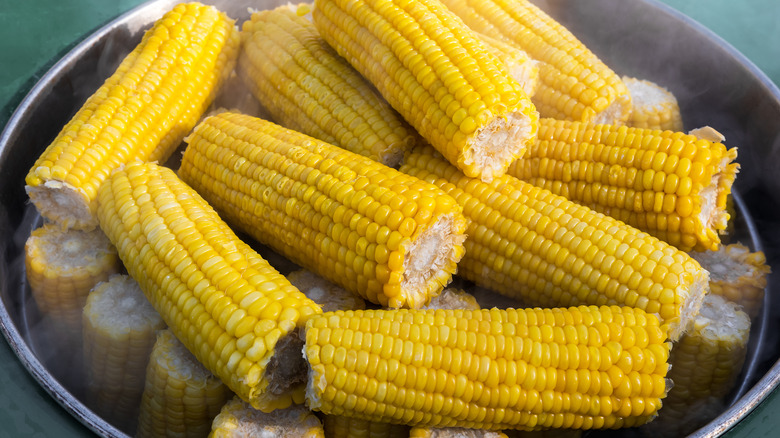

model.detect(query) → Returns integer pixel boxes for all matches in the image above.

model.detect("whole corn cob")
[25,2,240,229]
[304,306,671,430]
[623,77,684,132]
[25,223,120,338]
[438,0,631,125]
[238,4,420,167]
[312,0,539,183]
[82,274,165,434]
[690,243,770,318]
[506,119,739,252]
[401,146,709,340]
[137,329,232,438]
[287,269,367,313]
[179,112,468,309]
[410,427,508,438]
[95,161,322,411]
[210,396,325,437]
[643,294,750,436]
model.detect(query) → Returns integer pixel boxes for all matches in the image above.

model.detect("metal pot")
[1,1,778,436]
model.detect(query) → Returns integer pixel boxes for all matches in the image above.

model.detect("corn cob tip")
[210,396,324,437]
[26,181,95,230]
[668,268,709,340]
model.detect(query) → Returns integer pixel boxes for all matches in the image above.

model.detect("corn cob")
[179,112,468,309]
[304,306,671,430]
[287,269,367,312]
[323,415,410,438]
[438,0,631,125]
[137,329,232,438]
[95,161,322,411]
[643,294,750,436]
[25,223,120,338]
[410,427,508,438]
[238,4,419,168]
[506,119,740,252]
[210,396,325,437]
[401,146,708,340]
[623,77,683,132]
[82,274,166,434]
[312,0,539,183]
[25,3,240,230]
[477,33,539,99]
[690,243,770,318]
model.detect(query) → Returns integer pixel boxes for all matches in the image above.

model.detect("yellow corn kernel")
[25,223,120,339]
[179,112,468,309]
[238,4,419,167]
[25,2,240,230]
[313,0,539,183]
[96,161,322,411]
[82,274,165,434]
[322,415,410,438]
[137,330,232,438]
[210,396,325,437]
[690,243,771,318]
[438,0,631,124]
[623,77,684,132]
[287,269,367,312]
[642,294,750,436]
[305,306,671,430]
[402,146,709,340]
[507,118,740,252]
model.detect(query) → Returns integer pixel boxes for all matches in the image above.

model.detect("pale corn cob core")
[403,146,709,341]
[25,2,240,229]
[237,4,419,167]
[690,243,770,318]
[304,306,671,430]
[312,0,539,183]
[96,161,321,410]
[623,77,683,132]
[179,112,468,309]
[210,397,325,437]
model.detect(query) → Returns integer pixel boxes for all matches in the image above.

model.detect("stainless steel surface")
[1,0,779,436]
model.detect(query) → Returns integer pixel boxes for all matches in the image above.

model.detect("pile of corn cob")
[20,0,770,436]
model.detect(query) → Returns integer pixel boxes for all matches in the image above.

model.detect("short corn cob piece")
[82,274,166,434]
[287,269,367,312]
[402,146,709,340]
[238,4,419,168]
[96,161,322,411]
[690,243,771,318]
[438,0,631,125]
[322,415,410,438]
[25,2,240,229]
[477,33,539,99]
[313,0,539,183]
[623,77,684,132]
[25,223,120,338]
[421,287,481,311]
[179,112,468,309]
[506,119,740,252]
[305,306,671,430]
[210,396,325,437]
[643,294,750,436]
[410,427,508,438]
[137,329,232,438]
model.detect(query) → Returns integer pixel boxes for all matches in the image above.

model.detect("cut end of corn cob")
[692,293,751,344]
[287,269,366,312]
[83,274,165,336]
[25,2,240,230]
[322,414,410,438]
[463,111,538,183]
[689,243,770,318]
[210,396,325,437]
[623,77,683,132]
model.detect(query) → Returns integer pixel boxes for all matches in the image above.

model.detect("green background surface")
[1,0,779,436]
